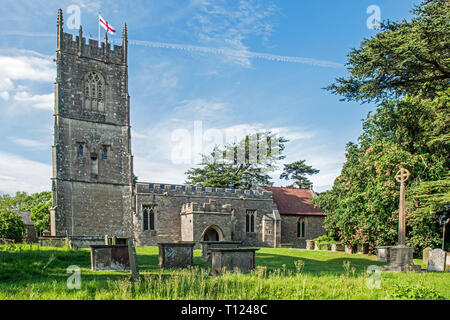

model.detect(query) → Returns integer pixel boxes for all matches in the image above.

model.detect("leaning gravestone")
[127,238,140,280]
[427,249,447,272]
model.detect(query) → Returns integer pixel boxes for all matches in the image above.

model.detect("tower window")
[102,147,108,159]
[246,209,256,233]
[78,145,83,157]
[84,71,104,112]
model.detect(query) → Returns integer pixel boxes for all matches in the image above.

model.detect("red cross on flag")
[99,15,116,35]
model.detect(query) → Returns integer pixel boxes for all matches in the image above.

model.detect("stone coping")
[209,248,259,252]
[90,244,128,248]
[157,242,196,246]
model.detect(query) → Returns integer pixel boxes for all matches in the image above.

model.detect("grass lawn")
[0,244,448,300]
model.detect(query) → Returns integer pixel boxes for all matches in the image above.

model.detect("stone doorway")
[202,226,222,241]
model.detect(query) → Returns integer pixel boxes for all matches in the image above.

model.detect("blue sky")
[0,0,420,194]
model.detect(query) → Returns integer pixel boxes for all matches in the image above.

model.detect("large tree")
[280,160,319,189]
[185,131,287,189]
[313,0,450,253]
[326,0,449,103]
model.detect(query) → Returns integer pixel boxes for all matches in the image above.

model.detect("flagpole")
[98,12,101,46]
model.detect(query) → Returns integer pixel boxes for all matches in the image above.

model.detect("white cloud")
[0,153,51,194]
[0,49,55,112]
[13,91,53,110]
[9,136,49,150]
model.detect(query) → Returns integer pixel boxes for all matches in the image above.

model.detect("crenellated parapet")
[134,182,273,200]
[56,8,127,66]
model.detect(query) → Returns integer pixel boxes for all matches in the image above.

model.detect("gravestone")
[427,249,447,272]
[376,246,391,262]
[90,244,130,271]
[210,248,259,275]
[331,243,344,252]
[127,238,139,280]
[158,242,195,268]
[306,240,314,250]
[423,247,432,265]
[345,245,355,254]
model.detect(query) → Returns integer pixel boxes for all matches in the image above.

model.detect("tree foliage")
[280,160,319,189]
[185,131,287,189]
[0,191,52,236]
[0,209,26,241]
[313,0,449,253]
[326,0,449,103]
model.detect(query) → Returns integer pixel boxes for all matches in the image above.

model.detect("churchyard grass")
[0,244,448,300]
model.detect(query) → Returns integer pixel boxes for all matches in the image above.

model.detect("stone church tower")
[50,10,133,238]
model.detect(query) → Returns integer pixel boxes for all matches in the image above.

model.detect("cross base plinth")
[381,245,423,273]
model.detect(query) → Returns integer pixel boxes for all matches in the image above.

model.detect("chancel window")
[297,218,306,238]
[84,71,104,112]
[246,209,256,233]
[143,206,155,231]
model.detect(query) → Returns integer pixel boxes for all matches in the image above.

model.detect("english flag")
[99,15,116,35]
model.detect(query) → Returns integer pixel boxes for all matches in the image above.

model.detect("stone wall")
[280,215,326,248]
[133,183,279,247]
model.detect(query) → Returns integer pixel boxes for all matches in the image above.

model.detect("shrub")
[0,209,26,242]
[314,235,335,250]
[386,284,445,300]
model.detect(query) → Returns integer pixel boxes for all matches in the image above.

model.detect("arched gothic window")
[246,209,256,233]
[84,71,104,112]
[143,206,155,231]
[297,218,306,238]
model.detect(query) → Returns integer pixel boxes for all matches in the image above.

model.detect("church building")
[50,10,326,248]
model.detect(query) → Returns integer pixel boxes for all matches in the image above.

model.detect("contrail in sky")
[2,32,344,68]
[127,39,344,68]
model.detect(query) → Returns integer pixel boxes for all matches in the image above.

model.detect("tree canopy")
[280,160,319,189]
[326,0,449,104]
[185,131,287,189]
[313,0,450,253]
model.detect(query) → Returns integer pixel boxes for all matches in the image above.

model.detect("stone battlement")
[59,32,126,65]
[135,182,273,200]
[181,200,233,214]
[57,9,127,66]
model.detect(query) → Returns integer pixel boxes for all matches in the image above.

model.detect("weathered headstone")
[90,244,130,271]
[331,243,344,252]
[306,240,314,250]
[158,242,195,268]
[427,249,447,272]
[345,245,355,254]
[210,248,259,275]
[422,247,432,265]
[376,246,391,262]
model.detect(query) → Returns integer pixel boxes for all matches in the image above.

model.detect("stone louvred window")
[246,209,256,233]
[297,218,306,238]
[84,71,104,112]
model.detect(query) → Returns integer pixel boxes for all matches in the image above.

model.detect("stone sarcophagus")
[158,242,195,268]
[90,245,130,271]
[200,241,241,261]
[210,248,259,275]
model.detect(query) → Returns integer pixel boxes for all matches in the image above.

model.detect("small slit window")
[102,147,108,160]
[78,145,83,157]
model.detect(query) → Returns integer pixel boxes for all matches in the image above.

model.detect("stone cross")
[395,168,410,246]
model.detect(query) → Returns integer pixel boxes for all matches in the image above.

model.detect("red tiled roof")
[260,186,325,216]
